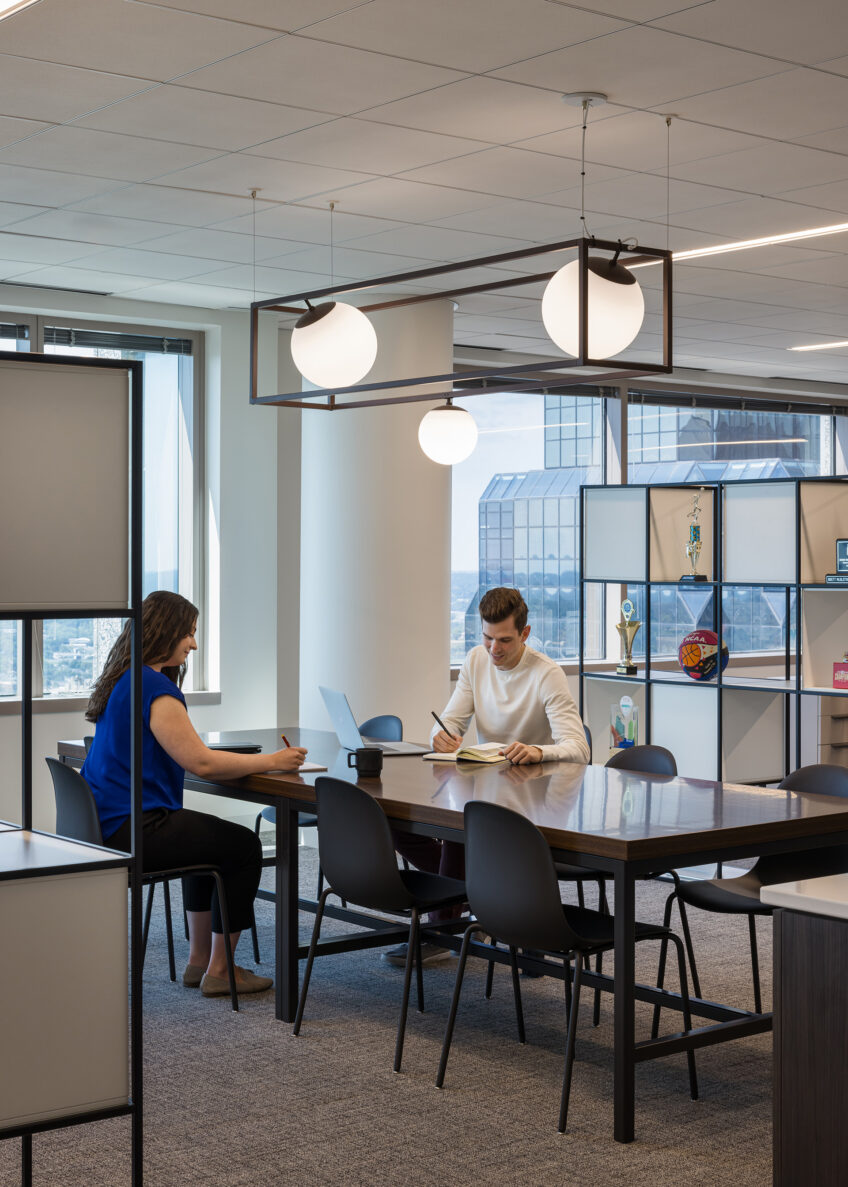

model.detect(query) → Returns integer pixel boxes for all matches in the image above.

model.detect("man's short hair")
[479,587,528,633]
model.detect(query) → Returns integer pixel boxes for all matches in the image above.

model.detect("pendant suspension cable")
[250,188,258,304]
[329,200,335,291]
[580,98,592,240]
[665,116,672,252]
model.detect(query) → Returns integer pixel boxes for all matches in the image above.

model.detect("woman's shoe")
[200,965,273,997]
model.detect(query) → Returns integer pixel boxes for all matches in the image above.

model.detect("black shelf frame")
[578,474,848,782]
[0,351,144,1186]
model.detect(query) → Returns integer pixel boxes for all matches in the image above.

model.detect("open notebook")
[423,742,507,764]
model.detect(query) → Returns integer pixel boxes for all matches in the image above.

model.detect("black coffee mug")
[347,746,383,777]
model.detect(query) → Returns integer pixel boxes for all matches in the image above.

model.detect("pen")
[281,734,291,748]
[431,710,458,739]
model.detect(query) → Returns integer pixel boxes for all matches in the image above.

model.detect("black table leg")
[613,864,636,1143]
[275,802,299,1022]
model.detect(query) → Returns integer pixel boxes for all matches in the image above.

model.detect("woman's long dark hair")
[86,590,199,722]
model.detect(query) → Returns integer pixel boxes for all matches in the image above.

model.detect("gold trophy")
[616,599,641,676]
[681,490,707,583]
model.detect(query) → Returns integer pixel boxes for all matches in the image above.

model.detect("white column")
[299,300,453,741]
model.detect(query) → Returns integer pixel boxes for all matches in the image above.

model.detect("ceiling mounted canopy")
[290,299,378,389]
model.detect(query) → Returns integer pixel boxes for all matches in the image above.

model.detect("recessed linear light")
[629,219,848,269]
[629,438,807,455]
[788,340,848,352]
[0,0,42,18]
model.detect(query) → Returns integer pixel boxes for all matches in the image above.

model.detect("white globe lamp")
[541,256,645,359]
[418,400,478,465]
[290,300,378,389]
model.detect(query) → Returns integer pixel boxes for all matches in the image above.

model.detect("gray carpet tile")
[0,850,772,1186]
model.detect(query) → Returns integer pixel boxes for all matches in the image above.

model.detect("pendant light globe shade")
[418,402,478,465]
[541,257,645,358]
[290,300,378,389]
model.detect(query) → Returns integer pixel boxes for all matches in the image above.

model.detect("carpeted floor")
[0,848,772,1186]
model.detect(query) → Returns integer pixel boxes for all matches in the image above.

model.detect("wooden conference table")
[59,728,848,1143]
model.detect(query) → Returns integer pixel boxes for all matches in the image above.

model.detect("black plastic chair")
[652,762,848,1030]
[606,743,677,776]
[293,776,466,1072]
[251,714,404,961]
[436,801,697,1132]
[46,757,240,1011]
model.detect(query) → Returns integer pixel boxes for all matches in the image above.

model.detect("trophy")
[681,490,708,583]
[615,599,641,676]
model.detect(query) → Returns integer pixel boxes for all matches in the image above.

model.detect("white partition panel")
[801,590,848,690]
[583,676,646,763]
[722,688,784,783]
[584,486,646,582]
[0,358,129,611]
[651,681,718,781]
[724,482,796,584]
[650,485,714,583]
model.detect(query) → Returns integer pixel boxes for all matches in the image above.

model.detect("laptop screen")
[319,685,365,751]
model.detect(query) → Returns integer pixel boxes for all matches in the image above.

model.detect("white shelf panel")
[724,482,796,584]
[584,486,646,582]
[651,681,718,782]
[583,675,645,763]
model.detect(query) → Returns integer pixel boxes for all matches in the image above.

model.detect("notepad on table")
[423,742,507,764]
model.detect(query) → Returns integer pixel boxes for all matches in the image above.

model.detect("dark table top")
[59,727,848,864]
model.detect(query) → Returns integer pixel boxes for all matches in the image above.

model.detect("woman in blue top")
[83,590,307,997]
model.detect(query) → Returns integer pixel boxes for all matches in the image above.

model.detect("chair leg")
[592,878,608,1027]
[565,957,572,1016]
[250,915,261,965]
[415,925,425,1015]
[484,935,498,999]
[558,951,583,1134]
[210,872,239,1013]
[436,923,480,1088]
[668,933,699,1101]
[293,888,331,1035]
[651,888,677,1040]
[183,903,189,942]
[576,881,585,909]
[748,914,762,1014]
[394,909,420,1073]
[677,898,701,999]
[508,946,526,1044]
[162,879,176,982]
[141,882,155,969]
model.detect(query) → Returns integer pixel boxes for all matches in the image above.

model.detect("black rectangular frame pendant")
[249,235,673,410]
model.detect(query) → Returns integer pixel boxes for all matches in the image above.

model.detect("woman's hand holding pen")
[268,734,308,773]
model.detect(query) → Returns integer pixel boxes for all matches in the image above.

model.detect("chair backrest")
[358,714,403,742]
[605,744,677,777]
[315,776,414,912]
[464,801,579,955]
[583,723,592,760]
[754,763,848,883]
[83,735,94,755]
[45,757,104,846]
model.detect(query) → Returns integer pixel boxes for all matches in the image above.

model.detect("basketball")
[678,629,729,681]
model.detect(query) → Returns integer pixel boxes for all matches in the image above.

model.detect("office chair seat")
[676,870,770,915]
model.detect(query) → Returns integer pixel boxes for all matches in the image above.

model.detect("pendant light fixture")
[541,94,645,360]
[418,398,478,465]
[290,201,378,389]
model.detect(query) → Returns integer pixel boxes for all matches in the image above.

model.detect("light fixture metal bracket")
[250,234,673,411]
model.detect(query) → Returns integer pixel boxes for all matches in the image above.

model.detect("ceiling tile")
[212,203,405,242]
[0,0,281,80]
[0,209,186,247]
[672,142,848,195]
[757,254,848,286]
[0,54,149,123]
[243,118,487,175]
[777,179,848,215]
[493,26,786,108]
[66,247,230,281]
[156,154,373,202]
[399,146,624,201]
[744,309,848,333]
[127,226,304,264]
[677,196,848,240]
[516,113,764,173]
[71,185,273,229]
[187,263,331,292]
[133,0,362,29]
[0,127,220,183]
[318,176,497,221]
[548,173,739,220]
[582,0,707,17]
[0,202,49,228]
[670,69,848,140]
[76,86,331,153]
[305,0,624,73]
[0,232,102,265]
[115,280,276,308]
[652,0,848,65]
[0,116,50,148]
[342,224,532,261]
[434,198,583,240]
[0,164,123,208]
[175,36,465,113]
[0,263,160,294]
[363,76,583,142]
[797,125,848,154]
[267,244,429,279]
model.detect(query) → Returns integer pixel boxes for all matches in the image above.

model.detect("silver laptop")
[319,686,429,755]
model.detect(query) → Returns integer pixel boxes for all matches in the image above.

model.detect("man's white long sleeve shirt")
[436,645,590,764]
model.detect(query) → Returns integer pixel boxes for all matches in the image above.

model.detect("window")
[451,390,606,665]
[0,316,202,699]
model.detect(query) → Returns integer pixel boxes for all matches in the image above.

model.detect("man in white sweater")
[432,587,590,765]
[386,588,588,967]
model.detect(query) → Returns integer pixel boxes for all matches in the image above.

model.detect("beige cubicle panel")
[721,687,785,784]
[801,590,848,691]
[799,482,848,585]
[649,485,714,583]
